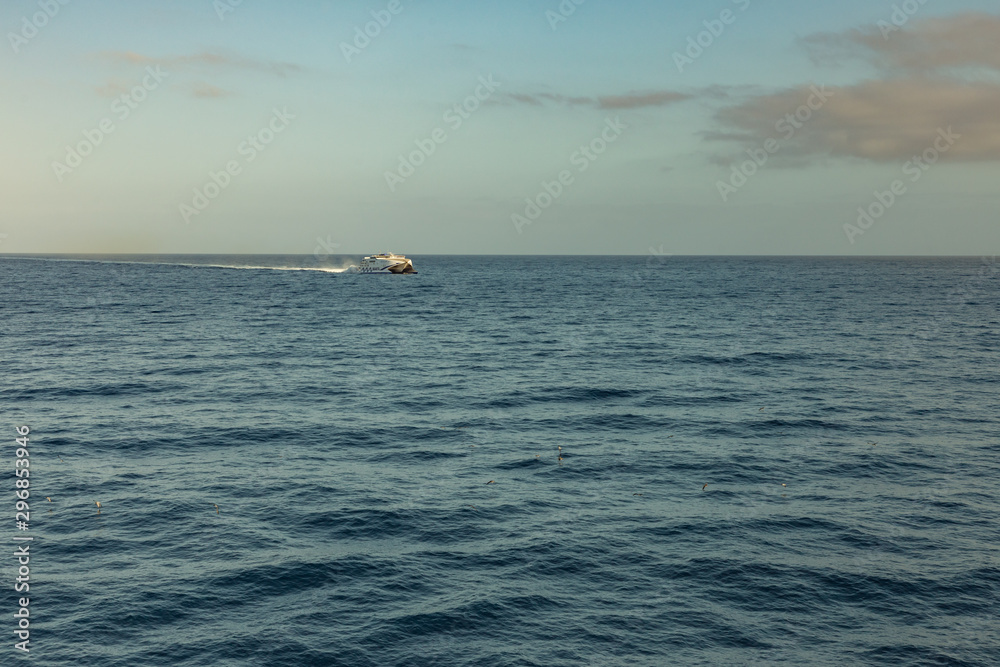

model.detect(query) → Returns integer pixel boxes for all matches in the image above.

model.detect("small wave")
[200,264,352,273]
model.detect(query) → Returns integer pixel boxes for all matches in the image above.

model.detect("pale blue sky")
[2,0,998,255]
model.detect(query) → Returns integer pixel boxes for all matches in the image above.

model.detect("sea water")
[1,255,998,666]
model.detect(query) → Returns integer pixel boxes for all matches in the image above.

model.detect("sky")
[1,0,998,255]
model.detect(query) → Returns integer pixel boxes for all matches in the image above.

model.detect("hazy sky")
[2,0,998,255]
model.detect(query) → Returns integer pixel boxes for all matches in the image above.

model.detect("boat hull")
[356,253,417,274]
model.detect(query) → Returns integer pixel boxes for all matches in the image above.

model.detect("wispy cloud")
[500,92,598,107]
[95,80,131,98]
[99,50,301,76]
[191,83,234,99]
[597,91,690,109]
[500,89,690,110]
[95,77,235,100]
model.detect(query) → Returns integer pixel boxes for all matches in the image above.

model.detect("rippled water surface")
[2,255,998,666]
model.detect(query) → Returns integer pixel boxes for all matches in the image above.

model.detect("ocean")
[2,255,998,666]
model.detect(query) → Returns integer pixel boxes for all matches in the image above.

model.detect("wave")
[0,255,355,273]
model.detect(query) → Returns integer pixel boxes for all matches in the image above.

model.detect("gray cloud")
[712,79,1000,162]
[501,89,690,110]
[712,13,1000,163]
[804,12,1000,73]
[597,91,690,109]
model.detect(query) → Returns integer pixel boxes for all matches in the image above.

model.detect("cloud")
[804,12,1000,74]
[191,83,234,99]
[500,92,596,107]
[500,89,690,110]
[597,91,690,109]
[506,93,544,106]
[95,80,131,98]
[712,79,1000,163]
[711,14,1000,163]
[99,51,301,76]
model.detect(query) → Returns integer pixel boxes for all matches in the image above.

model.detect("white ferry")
[355,252,417,274]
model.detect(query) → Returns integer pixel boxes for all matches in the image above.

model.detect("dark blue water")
[2,255,998,666]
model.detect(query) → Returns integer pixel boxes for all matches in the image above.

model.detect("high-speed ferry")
[355,252,417,274]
